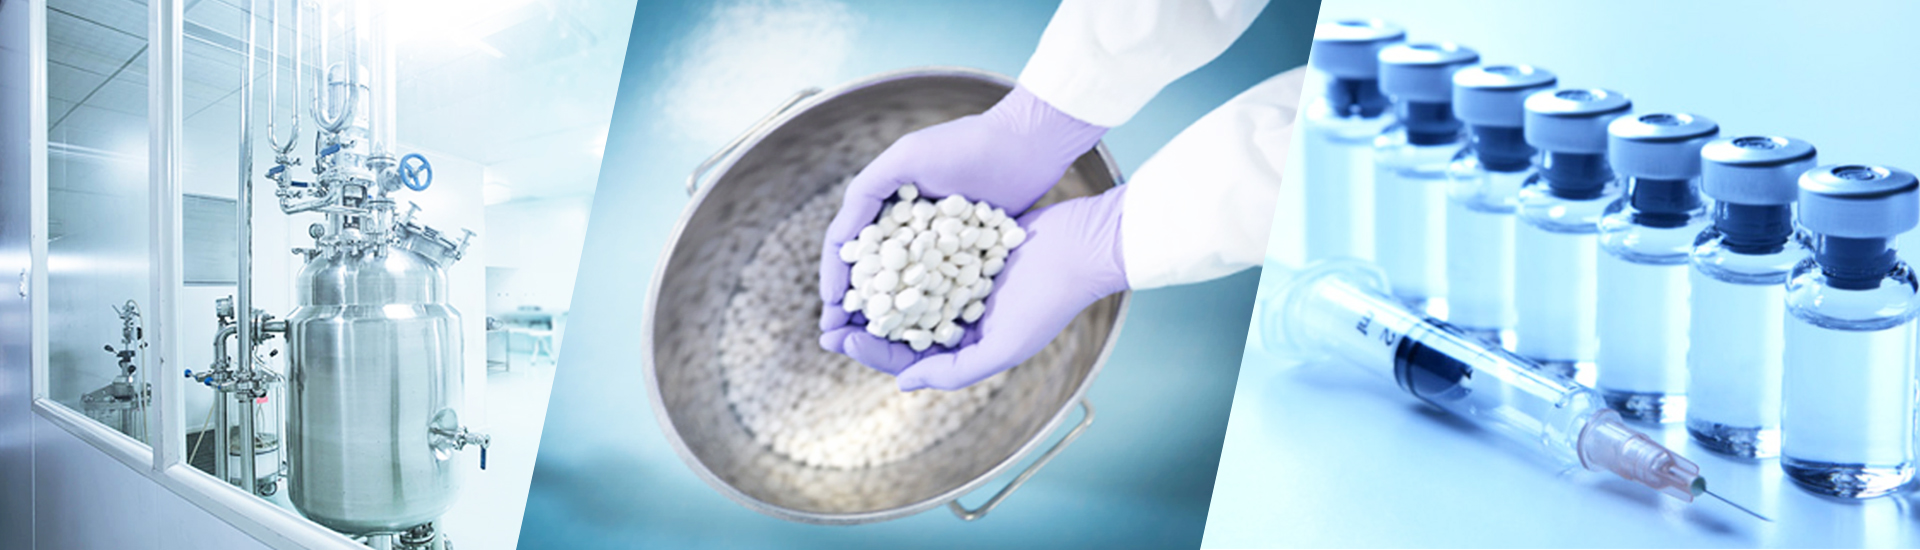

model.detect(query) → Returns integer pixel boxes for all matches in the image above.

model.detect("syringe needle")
[1702,488,1771,522]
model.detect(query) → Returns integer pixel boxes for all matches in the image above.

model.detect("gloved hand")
[819,86,1107,353]
[827,186,1130,391]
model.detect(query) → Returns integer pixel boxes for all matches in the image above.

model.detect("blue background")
[517,1,1319,548]
[1205,1,1920,547]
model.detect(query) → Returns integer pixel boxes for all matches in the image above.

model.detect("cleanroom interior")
[36,0,633,547]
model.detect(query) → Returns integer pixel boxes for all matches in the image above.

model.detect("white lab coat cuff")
[1018,0,1269,127]
[1121,66,1306,290]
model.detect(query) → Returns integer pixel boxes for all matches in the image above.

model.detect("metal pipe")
[237,390,256,492]
[212,324,237,369]
[310,0,358,134]
[208,321,236,482]
[364,0,394,158]
[235,0,259,497]
[206,307,239,483]
[214,383,229,482]
[268,0,299,155]
[310,0,329,130]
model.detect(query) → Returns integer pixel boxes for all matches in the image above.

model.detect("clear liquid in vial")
[1375,164,1448,311]
[1304,109,1388,263]
[1513,226,1598,384]
[1686,271,1786,458]
[1782,320,1916,498]
[1595,254,1690,422]
[1443,160,1525,342]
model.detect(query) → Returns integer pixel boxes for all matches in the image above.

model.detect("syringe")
[1259,259,1768,521]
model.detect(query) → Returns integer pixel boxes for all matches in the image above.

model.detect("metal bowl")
[642,67,1129,524]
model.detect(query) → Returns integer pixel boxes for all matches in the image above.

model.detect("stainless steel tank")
[284,225,465,535]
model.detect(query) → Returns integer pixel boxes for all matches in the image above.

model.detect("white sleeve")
[1018,0,1270,127]
[1121,66,1306,290]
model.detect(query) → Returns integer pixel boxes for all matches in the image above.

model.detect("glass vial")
[1513,88,1631,383]
[1444,64,1555,343]
[1595,113,1718,423]
[1372,42,1478,312]
[1303,19,1404,263]
[1687,135,1816,458]
[1782,164,1920,499]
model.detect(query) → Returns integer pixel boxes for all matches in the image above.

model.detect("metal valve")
[104,344,138,375]
[451,229,475,261]
[454,428,492,470]
[434,425,491,470]
[429,409,493,470]
[398,153,433,191]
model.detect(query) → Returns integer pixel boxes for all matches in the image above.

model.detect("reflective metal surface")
[645,68,1128,524]
[285,241,465,535]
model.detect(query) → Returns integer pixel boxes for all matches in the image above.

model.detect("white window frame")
[27,1,364,547]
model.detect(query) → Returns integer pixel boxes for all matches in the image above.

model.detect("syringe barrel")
[1261,260,1605,466]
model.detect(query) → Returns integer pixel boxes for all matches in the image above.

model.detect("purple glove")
[819,85,1108,357]
[840,186,1131,391]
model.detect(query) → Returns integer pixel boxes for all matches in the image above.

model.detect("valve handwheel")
[399,153,433,191]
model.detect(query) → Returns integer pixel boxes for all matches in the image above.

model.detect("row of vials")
[1301,19,1918,500]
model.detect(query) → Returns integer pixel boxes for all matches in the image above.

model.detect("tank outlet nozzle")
[456,429,490,450]
[429,409,491,469]
[452,428,491,470]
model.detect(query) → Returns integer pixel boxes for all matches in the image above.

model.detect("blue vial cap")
[1799,164,1920,238]
[1311,19,1405,79]
[1609,113,1719,180]
[1701,136,1816,206]
[1525,88,1632,154]
[1379,43,1479,103]
[1453,64,1556,127]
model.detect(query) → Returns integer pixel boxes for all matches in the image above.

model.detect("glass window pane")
[45,0,152,445]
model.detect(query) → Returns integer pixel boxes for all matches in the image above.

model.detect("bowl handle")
[948,398,1095,521]
[685,87,823,196]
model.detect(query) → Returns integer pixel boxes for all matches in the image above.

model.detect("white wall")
[30,416,270,549]
[483,194,590,318]
[1,1,44,546]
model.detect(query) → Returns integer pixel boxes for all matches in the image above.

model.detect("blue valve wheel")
[399,153,433,191]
